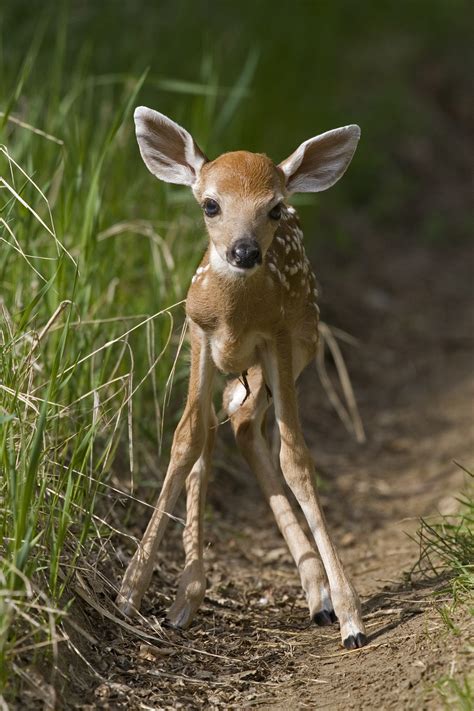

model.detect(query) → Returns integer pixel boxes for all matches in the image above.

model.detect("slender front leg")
[263,333,367,649]
[167,406,217,627]
[116,324,214,616]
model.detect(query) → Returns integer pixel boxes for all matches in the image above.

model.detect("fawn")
[116,107,367,649]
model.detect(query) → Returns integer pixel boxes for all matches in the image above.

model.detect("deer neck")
[186,246,279,338]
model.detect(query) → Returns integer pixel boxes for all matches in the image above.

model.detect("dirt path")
[52,239,473,710]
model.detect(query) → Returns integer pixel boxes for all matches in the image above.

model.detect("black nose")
[228,239,262,269]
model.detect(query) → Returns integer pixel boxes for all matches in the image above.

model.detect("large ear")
[278,125,360,193]
[134,106,208,186]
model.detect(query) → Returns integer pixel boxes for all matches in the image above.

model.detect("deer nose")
[228,239,262,269]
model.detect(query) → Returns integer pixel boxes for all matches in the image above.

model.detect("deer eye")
[203,198,220,217]
[269,203,282,220]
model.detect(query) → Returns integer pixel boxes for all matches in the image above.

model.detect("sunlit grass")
[413,465,474,708]
[0,8,258,694]
[414,464,474,607]
[435,674,473,711]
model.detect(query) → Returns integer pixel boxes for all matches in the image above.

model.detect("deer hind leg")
[224,367,336,625]
[263,334,367,649]
[116,326,214,617]
[167,406,217,628]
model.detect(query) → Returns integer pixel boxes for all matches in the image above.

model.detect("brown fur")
[187,205,319,374]
[199,151,284,201]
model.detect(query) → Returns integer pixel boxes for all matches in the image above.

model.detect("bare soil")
[20,236,474,709]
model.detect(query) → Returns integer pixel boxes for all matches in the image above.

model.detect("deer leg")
[263,334,367,649]
[116,325,214,616]
[224,369,335,625]
[167,406,217,628]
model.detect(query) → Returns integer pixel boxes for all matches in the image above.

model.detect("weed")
[435,674,473,711]
[413,464,474,707]
[413,463,474,608]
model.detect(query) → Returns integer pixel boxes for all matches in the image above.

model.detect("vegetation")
[413,465,474,708]
[0,53,227,699]
[435,675,473,711]
[0,0,471,701]
[415,465,473,605]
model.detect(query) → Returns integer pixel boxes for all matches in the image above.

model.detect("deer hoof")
[116,594,140,618]
[313,608,338,626]
[343,632,368,649]
[167,601,197,629]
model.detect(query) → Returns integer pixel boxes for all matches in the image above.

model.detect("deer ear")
[134,107,208,186]
[278,125,360,194]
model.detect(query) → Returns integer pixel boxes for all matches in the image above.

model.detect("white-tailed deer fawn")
[116,107,367,649]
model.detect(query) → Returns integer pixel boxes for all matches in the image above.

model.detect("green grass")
[413,465,474,708]
[0,17,258,697]
[414,464,474,607]
[0,0,472,700]
[435,675,474,711]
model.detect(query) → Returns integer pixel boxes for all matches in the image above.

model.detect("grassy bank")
[0,25,236,693]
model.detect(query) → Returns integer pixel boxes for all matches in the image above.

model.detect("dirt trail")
[49,238,473,710]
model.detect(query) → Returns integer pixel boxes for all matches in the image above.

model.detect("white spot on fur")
[227,382,247,415]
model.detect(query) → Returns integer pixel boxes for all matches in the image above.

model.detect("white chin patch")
[209,244,258,278]
[228,264,258,276]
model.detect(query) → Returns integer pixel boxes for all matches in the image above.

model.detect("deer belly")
[210,332,261,374]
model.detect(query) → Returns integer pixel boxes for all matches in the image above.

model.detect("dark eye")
[203,198,220,217]
[269,203,282,220]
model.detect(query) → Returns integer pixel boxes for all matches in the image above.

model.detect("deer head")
[134,107,360,277]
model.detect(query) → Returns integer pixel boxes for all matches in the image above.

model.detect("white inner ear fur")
[134,106,208,186]
[279,125,361,194]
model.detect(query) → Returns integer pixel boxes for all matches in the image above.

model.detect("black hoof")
[313,609,338,626]
[343,632,368,650]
